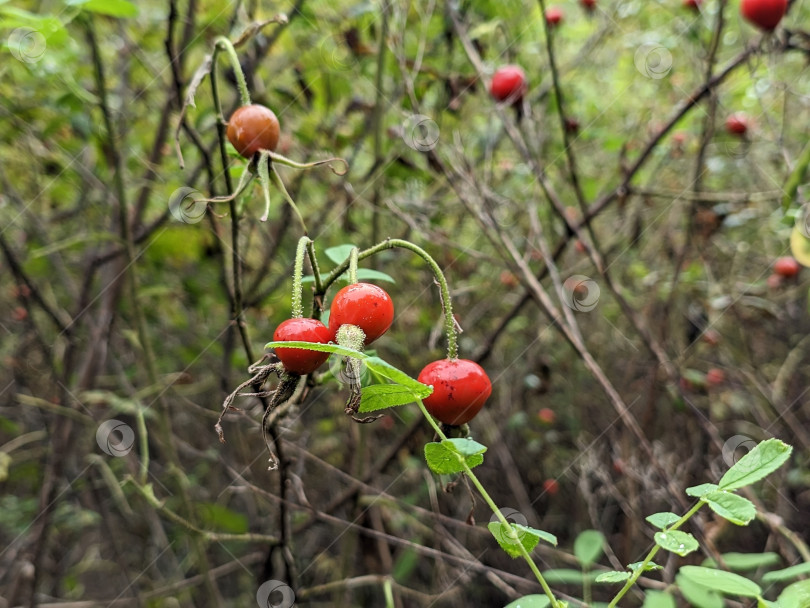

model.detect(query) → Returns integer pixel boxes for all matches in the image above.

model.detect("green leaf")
[718,439,792,491]
[654,530,698,556]
[777,579,810,608]
[763,562,810,583]
[595,571,631,583]
[364,357,432,398]
[703,491,756,525]
[642,591,676,608]
[444,437,487,458]
[352,268,396,284]
[488,522,555,558]
[358,384,420,412]
[702,552,780,571]
[646,512,680,529]
[424,442,465,475]
[197,502,248,534]
[67,0,138,17]
[264,340,365,359]
[504,595,551,608]
[676,574,724,608]
[423,439,485,475]
[679,566,761,598]
[628,561,662,572]
[574,529,605,568]
[325,244,357,265]
[686,483,718,497]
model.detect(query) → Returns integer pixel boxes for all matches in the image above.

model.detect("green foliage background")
[1,0,809,605]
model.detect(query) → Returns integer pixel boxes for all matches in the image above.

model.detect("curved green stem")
[268,150,349,175]
[291,237,310,318]
[416,398,559,608]
[318,238,458,359]
[349,247,359,284]
[213,36,251,106]
[259,153,306,231]
[607,501,705,608]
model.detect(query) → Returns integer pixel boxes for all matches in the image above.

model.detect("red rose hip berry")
[725,112,749,137]
[328,283,394,345]
[581,0,597,11]
[773,256,800,278]
[227,104,280,158]
[740,0,788,30]
[490,65,527,103]
[545,6,564,25]
[273,318,332,374]
[418,359,492,425]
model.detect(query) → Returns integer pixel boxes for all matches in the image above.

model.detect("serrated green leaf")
[628,561,662,572]
[676,573,724,608]
[702,552,780,571]
[763,561,810,583]
[642,591,676,608]
[424,442,465,475]
[718,439,792,491]
[444,438,487,457]
[488,522,551,557]
[654,530,698,556]
[595,571,631,583]
[704,491,756,525]
[325,244,356,265]
[264,340,365,359]
[777,579,810,608]
[686,483,718,497]
[574,530,605,568]
[504,595,551,608]
[646,512,681,529]
[364,357,431,398]
[358,384,418,412]
[679,566,761,597]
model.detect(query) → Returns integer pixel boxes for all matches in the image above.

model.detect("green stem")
[319,239,458,359]
[416,398,559,608]
[136,407,149,485]
[291,237,310,318]
[607,501,705,608]
[213,36,251,106]
[349,247,359,284]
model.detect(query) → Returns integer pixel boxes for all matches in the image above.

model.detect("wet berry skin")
[418,359,492,425]
[328,283,394,345]
[273,318,331,374]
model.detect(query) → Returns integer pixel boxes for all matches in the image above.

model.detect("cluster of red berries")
[272,283,492,426]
